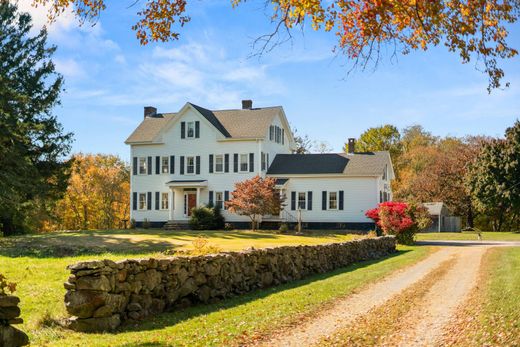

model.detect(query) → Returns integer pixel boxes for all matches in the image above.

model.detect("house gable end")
[154,103,229,143]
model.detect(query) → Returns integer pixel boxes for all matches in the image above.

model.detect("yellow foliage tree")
[54,153,130,230]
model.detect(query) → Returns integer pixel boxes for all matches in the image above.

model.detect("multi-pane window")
[215,191,224,209]
[261,152,266,171]
[161,156,169,174]
[186,156,195,174]
[240,154,248,172]
[215,155,224,173]
[298,192,306,209]
[161,192,169,210]
[270,125,284,144]
[187,121,195,138]
[138,157,147,175]
[328,192,338,210]
[138,193,147,210]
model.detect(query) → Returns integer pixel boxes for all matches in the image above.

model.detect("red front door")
[187,193,197,216]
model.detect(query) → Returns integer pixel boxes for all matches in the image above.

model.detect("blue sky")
[19,0,520,158]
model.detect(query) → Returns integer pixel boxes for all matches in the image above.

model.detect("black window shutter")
[181,122,186,139]
[266,153,269,170]
[249,153,254,172]
[233,153,238,172]
[282,129,285,145]
[132,157,137,175]
[196,156,201,174]
[155,156,160,174]
[155,192,160,210]
[380,191,383,203]
[291,192,296,211]
[339,191,344,210]
[170,155,175,174]
[322,191,327,210]
[209,191,214,206]
[147,192,152,210]
[209,155,214,173]
[132,192,137,210]
[224,191,229,210]
[147,157,152,175]
[180,156,185,175]
[224,154,229,173]
[308,191,313,210]
[195,121,200,138]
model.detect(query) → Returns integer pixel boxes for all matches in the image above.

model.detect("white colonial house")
[125,100,394,230]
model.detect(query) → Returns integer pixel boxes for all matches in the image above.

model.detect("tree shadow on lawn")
[112,249,411,337]
[0,234,179,258]
[0,229,357,258]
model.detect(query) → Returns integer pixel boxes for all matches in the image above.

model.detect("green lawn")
[0,229,432,346]
[416,231,520,241]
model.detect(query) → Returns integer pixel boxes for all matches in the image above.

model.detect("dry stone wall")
[0,295,29,347]
[64,236,396,332]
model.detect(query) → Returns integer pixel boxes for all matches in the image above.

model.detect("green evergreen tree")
[0,2,73,235]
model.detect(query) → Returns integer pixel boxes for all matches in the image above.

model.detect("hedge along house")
[125,100,394,230]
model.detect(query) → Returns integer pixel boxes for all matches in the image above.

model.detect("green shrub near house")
[189,205,225,230]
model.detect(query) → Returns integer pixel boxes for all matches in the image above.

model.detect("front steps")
[163,221,190,231]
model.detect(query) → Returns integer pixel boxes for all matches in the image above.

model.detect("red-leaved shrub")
[366,201,431,244]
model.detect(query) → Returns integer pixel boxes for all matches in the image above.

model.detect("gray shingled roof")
[125,113,174,143]
[339,152,391,176]
[212,107,281,138]
[267,152,390,176]
[125,103,282,143]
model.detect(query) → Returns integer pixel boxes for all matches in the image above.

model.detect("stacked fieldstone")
[0,295,29,347]
[64,236,396,332]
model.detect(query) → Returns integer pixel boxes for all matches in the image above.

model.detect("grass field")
[416,231,520,241]
[0,228,361,258]
[0,229,431,346]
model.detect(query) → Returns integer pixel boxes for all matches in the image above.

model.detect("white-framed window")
[186,156,195,174]
[187,121,195,138]
[161,192,169,210]
[161,156,169,174]
[261,152,266,171]
[138,157,147,175]
[298,192,306,209]
[328,191,338,210]
[215,191,224,209]
[215,154,224,173]
[240,153,249,172]
[138,193,147,210]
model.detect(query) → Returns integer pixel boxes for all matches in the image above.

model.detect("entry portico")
[166,180,208,221]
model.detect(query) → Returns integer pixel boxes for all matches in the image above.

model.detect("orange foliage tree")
[54,153,130,230]
[30,0,518,91]
[225,176,283,230]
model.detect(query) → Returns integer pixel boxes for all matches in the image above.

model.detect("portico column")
[169,188,174,221]
[196,187,200,207]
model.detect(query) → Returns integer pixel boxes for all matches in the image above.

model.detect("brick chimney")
[242,100,253,110]
[347,138,356,154]
[144,106,157,118]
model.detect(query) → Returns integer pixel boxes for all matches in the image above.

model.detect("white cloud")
[16,0,77,34]
[54,58,86,78]
[81,41,285,110]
